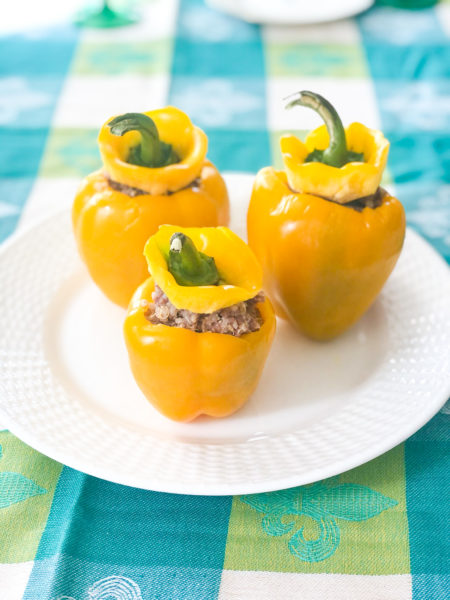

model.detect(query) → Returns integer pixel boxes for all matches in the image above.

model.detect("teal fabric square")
[0,128,49,177]
[169,0,269,173]
[178,0,259,42]
[399,181,450,261]
[412,574,450,600]
[25,556,228,600]
[358,6,447,45]
[376,81,450,132]
[169,77,266,130]
[26,468,232,599]
[383,132,450,184]
[172,40,265,77]
[406,441,449,575]
[34,469,232,568]
[0,76,65,128]
[201,128,271,173]
[0,26,78,76]
[0,24,78,242]
[410,411,450,443]
[360,45,450,80]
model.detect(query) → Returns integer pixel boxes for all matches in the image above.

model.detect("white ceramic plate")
[0,174,449,495]
[206,0,374,25]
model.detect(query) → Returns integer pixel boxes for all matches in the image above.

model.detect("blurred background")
[1,0,449,259]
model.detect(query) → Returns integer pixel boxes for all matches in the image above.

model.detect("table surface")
[0,1,449,598]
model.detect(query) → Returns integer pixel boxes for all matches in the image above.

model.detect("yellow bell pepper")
[281,122,389,204]
[72,107,229,308]
[247,91,406,340]
[123,225,276,422]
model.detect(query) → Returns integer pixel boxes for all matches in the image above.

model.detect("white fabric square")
[52,74,170,128]
[218,571,412,600]
[435,4,450,37]
[0,562,34,600]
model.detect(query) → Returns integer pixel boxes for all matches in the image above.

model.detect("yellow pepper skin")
[72,107,229,308]
[247,167,405,340]
[123,226,276,422]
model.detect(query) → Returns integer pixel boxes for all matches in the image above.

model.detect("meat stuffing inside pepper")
[143,286,264,337]
[107,176,201,197]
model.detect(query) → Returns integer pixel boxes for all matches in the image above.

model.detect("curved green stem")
[108,113,179,168]
[285,91,363,167]
[168,233,220,287]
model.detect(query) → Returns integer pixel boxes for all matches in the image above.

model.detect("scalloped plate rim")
[0,175,449,495]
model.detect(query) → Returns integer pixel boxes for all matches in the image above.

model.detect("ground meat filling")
[107,176,201,197]
[343,187,386,212]
[108,177,147,197]
[286,183,386,212]
[143,286,264,337]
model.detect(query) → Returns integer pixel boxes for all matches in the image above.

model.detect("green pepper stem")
[108,113,179,168]
[168,233,220,287]
[285,91,363,167]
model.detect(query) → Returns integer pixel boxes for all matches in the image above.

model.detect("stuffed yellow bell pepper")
[247,91,405,340]
[123,225,276,422]
[72,107,229,308]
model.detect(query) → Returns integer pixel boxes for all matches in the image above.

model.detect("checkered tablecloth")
[0,1,449,598]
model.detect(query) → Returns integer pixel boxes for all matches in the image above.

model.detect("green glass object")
[375,0,437,8]
[75,1,139,28]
